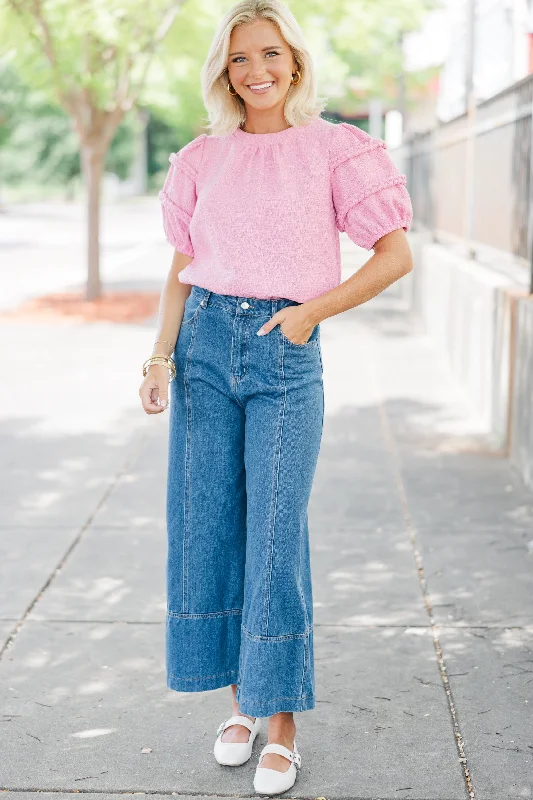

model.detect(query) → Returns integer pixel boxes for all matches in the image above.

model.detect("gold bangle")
[143,355,176,380]
[143,364,177,381]
[145,353,174,362]
[143,357,171,368]
[143,356,176,372]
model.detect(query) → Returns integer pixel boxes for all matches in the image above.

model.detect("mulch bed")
[0,290,161,324]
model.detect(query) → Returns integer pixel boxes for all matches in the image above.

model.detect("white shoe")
[253,740,301,795]
[213,714,261,766]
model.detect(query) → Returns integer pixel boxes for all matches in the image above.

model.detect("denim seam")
[241,621,312,642]
[298,625,309,700]
[263,347,286,637]
[180,304,201,326]
[296,554,309,633]
[166,608,242,619]
[279,327,319,348]
[196,297,297,319]
[168,669,238,681]
[229,305,245,407]
[181,293,204,326]
[182,313,199,613]
[237,621,246,691]
[243,312,249,376]
[236,693,314,703]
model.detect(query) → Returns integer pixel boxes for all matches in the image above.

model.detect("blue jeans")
[166,285,324,717]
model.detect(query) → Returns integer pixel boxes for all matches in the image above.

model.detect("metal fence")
[400,72,533,291]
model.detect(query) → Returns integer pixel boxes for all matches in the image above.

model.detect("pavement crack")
[363,329,476,800]
[0,429,149,663]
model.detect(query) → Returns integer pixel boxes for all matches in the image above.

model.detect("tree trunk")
[81,145,105,301]
[130,109,149,196]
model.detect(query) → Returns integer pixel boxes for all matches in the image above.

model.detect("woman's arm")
[256,229,413,343]
[151,251,194,358]
[302,228,413,326]
[139,251,193,414]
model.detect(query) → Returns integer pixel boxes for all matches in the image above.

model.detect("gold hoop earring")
[227,81,238,96]
[291,69,301,85]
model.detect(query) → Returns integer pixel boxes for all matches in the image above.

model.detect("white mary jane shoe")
[253,740,301,796]
[213,714,261,766]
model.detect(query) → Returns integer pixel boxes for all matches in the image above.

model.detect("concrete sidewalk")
[0,241,532,800]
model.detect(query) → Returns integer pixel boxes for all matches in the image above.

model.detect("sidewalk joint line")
[0,430,150,663]
[362,329,476,800]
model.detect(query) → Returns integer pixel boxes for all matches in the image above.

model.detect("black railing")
[402,72,533,292]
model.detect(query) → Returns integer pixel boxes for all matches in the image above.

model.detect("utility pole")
[464,0,476,259]
[529,97,533,292]
[397,30,408,142]
[368,97,383,139]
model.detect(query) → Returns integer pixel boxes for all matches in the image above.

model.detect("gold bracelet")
[143,355,176,373]
[142,362,176,381]
[143,355,176,381]
[142,357,170,375]
[154,339,175,349]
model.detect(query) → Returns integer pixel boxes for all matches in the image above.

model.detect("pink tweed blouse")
[158,116,413,303]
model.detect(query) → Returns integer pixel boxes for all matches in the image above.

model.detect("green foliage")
[1,0,438,192]
[0,67,80,185]
[147,114,183,174]
[105,114,138,179]
[0,65,143,187]
[0,59,25,147]
[2,0,184,110]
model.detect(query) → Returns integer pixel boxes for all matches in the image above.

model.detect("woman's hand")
[139,365,170,414]
[256,305,315,345]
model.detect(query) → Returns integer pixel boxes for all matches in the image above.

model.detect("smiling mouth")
[247,81,275,92]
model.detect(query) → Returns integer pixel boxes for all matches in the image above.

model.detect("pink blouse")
[159,116,412,302]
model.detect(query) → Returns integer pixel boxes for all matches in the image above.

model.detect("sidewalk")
[0,235,531,800]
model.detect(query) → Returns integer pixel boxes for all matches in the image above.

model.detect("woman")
[139,0,413,794]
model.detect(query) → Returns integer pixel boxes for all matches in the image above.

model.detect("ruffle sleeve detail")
[330,123,413,250]
[158,134,207,257]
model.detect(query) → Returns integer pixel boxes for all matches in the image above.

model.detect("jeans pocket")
[279,323,319,348]
[181,295,202,326]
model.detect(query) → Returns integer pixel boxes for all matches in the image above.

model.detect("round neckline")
[232,118,320,145]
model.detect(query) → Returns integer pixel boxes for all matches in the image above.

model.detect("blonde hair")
[200,0,328,136]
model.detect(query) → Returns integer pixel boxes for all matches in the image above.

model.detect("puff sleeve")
[330,123,413,250]
[158,134,207,257]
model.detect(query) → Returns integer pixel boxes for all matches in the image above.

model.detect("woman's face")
[227,18,297,111]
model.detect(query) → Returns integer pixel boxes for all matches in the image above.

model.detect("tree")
[3,0,185,300]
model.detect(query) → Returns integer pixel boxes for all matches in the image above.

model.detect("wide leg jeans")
[166,285,324,717]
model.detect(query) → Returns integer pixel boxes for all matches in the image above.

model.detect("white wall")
[405,234,528,451]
